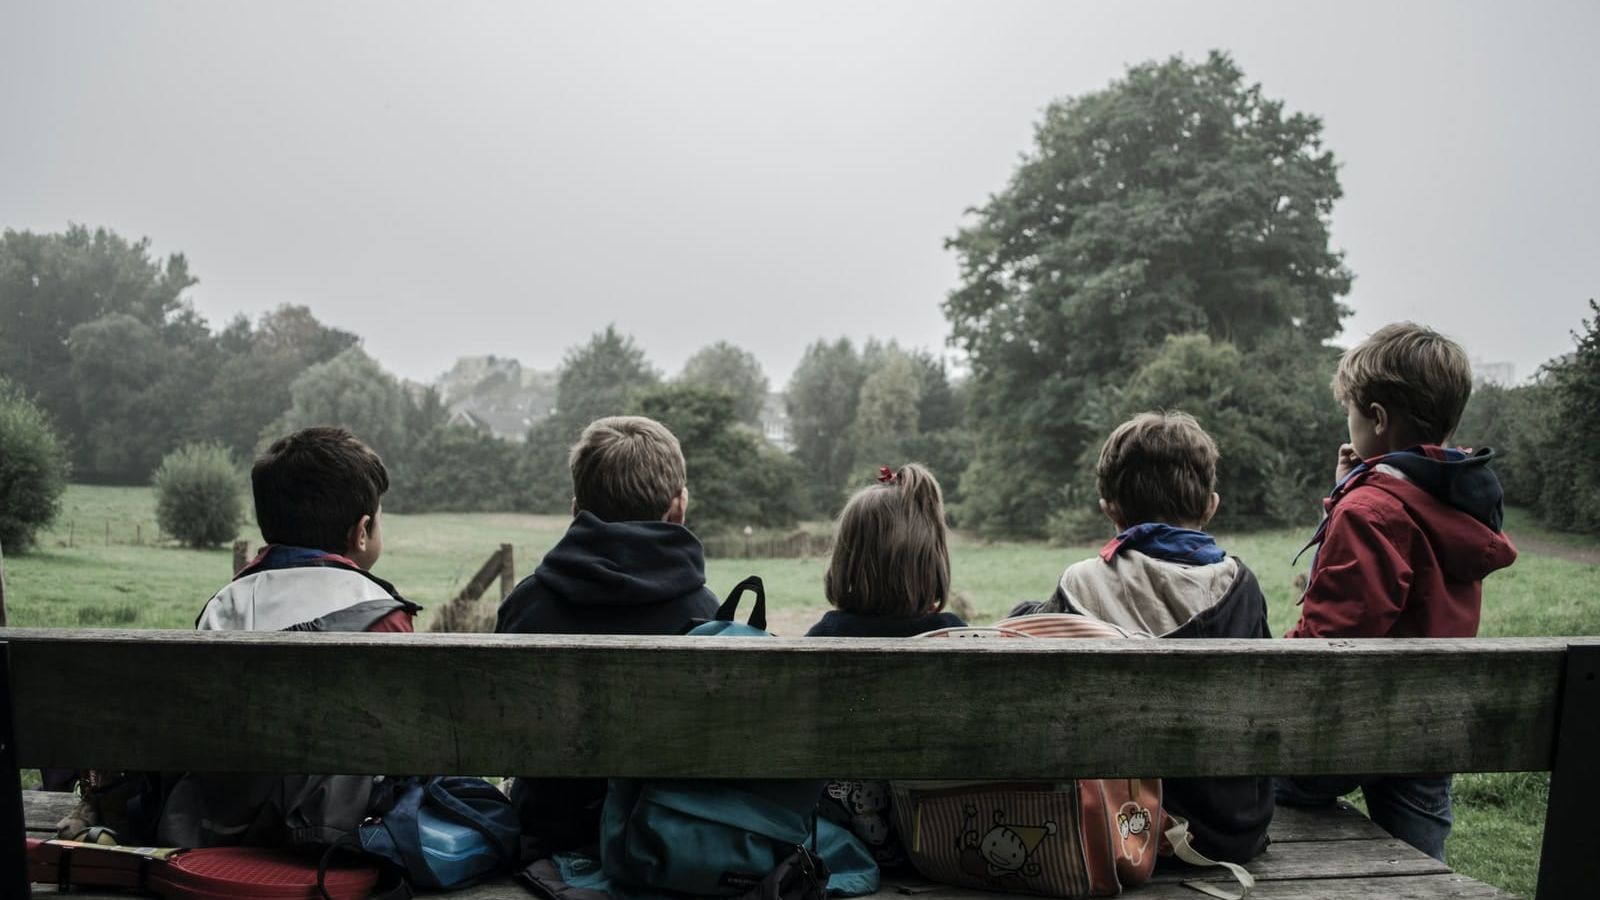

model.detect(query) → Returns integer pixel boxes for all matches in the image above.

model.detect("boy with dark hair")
[1015,411,1273,864]
[497,415,718,857]
[160,427,419,848]
[1279,323,1518,862]
[195,425,417,632]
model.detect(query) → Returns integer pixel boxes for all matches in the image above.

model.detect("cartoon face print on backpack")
[959,806,1058,886]
[1116,801,1154,865]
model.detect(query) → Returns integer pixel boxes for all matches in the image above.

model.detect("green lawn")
[6,485,1597,897]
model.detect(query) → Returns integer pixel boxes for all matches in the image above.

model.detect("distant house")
[434,354,558,442]
[1472,359,1516,387]
[448,408,493,434]
[759,392,791,451]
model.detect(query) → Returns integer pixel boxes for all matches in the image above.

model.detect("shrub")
[153,443,242,548]
[0,379,71,551]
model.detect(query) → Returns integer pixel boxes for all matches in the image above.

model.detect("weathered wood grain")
[1265,803,1388,843]
[1149,837,1447,883]
[880,874,1513,900]
[22,790,77,833]
[0,630,1578,778]
[28,873,1515,900]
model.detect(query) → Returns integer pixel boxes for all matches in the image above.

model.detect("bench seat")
[22,790,1514,899]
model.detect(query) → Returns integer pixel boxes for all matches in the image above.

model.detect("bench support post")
[1,641,30,898]
[1536,642,1600,900]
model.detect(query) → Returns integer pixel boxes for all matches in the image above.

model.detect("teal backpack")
[598,577,879,898]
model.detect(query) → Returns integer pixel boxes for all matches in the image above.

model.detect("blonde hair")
[568,416,686,522]
[1332,322,1473,443]
[1097,412,1218,526]
[825,463,950,617]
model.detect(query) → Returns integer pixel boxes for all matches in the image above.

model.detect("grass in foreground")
[6,485,1598,897]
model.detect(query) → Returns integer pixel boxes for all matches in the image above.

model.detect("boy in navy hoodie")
[1278,323,1518,862]
[496,416,718,858]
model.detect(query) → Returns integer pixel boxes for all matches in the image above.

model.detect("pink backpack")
[892,614,1253,899]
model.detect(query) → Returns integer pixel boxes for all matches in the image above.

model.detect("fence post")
[1536,642,1600,898]
[0,537,7,628]
[498,544,514,600]
[232,540,249,575]
[1,640,31,899]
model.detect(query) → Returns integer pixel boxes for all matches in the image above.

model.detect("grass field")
[7,485,1598,896]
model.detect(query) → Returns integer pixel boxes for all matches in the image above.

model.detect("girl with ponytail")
[807,463,966,871]
[805,463,966,638]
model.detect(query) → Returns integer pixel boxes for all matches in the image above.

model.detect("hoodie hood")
[197,544,418,631]
[529,511,710,607]
[1049,551,1265,638]
[1365,448,1518,583]
[1373,446,1506,532]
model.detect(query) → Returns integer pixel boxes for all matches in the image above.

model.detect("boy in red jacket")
[1278,323,1517,862]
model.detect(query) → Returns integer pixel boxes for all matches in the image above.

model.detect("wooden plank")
[30,874,1516,900]
[1149,837,1446,883]
[878,874,1512,899]
[23,790,77,833]
[1536,641,1600,899]
[499,543,515,600]
[0,630,1574,778]
[2,642,30,900]
[1266,802,1388,843]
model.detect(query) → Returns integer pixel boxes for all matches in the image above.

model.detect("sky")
[2,1,1596,387]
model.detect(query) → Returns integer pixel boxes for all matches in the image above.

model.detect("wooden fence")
[702,530,832,560]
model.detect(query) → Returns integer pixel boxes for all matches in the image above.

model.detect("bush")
[153,443,242,548]
[0,379,71,551]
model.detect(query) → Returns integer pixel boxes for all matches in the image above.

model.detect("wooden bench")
[4,629,1596,900]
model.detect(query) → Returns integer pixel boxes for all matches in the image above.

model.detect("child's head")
[252,426,388,569]
[825,463,950,617]
[569,416,689,523]
[1096,412,1220,530]
[1332,322,1472,457]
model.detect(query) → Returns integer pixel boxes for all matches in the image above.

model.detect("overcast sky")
[3,1,1595,387]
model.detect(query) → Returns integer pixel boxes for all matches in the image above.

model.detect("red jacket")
[1288,448,1518,639]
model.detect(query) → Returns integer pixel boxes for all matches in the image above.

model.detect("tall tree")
[554,325,660,432]
[268,347,410,461]
[0,225,199,474]
[198,305,360,459]
[853,348,922,448]
[945,52,1351,535]
[785,338,866,513]
[678,341,770,426]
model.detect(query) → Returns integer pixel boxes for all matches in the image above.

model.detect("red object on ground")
[150,846,382,900]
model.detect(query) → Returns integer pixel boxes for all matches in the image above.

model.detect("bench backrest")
[2,629,1597,900]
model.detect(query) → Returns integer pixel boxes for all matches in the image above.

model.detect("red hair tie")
[877,466,898,484]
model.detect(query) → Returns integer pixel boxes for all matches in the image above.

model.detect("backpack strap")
[1161,814,1255,900]
[715,576,767,631]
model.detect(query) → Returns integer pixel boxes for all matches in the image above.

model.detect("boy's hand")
[1334,444,1361,484]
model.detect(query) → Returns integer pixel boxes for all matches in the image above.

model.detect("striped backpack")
[891,614,1253,899]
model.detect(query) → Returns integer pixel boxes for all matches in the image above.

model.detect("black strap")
[715,576,767,631]
[56,846,72,893]
[318,838,412,900]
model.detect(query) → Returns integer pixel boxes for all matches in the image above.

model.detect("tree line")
[5,51,1590,551]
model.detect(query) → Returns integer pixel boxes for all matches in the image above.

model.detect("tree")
[786,338,867,513]
[678,341,770,426]
[853,349,922,448]
[639,384,806,533]
[0,379,70,552]
[66,310,221,482]
[390,424,524,513]
[153,443,242,548]
[197,305,360,459]
[268,347,409,461]
[945,52,1351,535]
[553,325,660,432]
[0,226,198,470]
[1061,332,1342,537]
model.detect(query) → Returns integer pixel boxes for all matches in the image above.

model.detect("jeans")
[1275,774,1454,862]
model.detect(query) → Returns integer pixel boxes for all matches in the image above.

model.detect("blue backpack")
[349,776,521,893]
[598,577,879,898]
